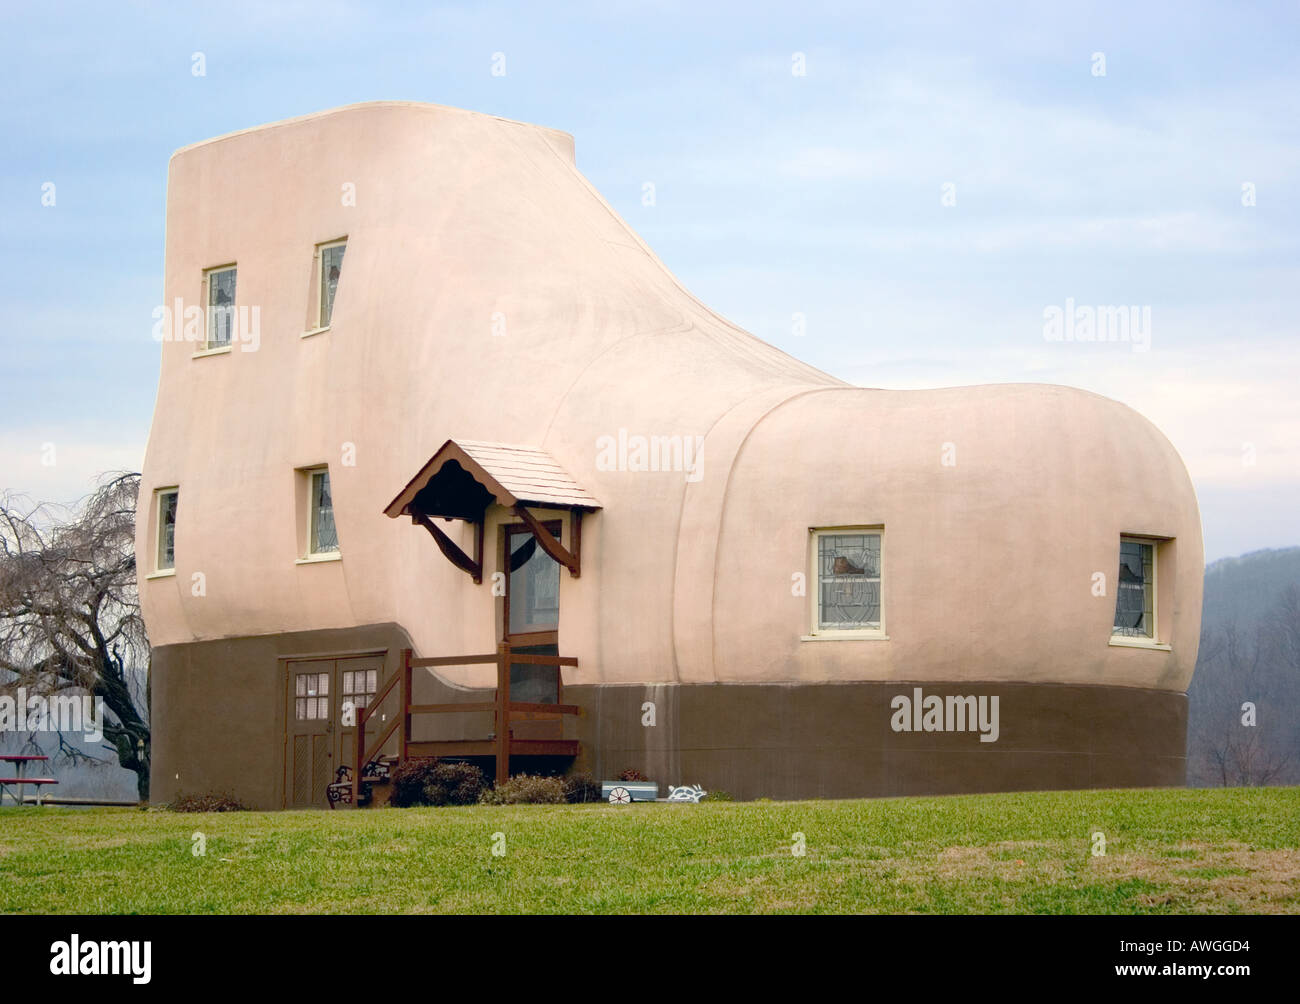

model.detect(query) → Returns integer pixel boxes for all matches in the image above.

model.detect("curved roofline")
[168,100,574,163]
[791,380,1197,439]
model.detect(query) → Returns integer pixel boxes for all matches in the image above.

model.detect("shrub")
[619,767,646,782]
[700,790,733,802]
[168,791,247,812]
[389,758,487,807]
[480,774,567,805]
[389,758,435,807]
[562,772,602,804]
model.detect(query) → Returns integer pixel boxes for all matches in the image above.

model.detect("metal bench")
[326,759,391,809]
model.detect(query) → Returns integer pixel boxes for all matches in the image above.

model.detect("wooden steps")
[350,646,583,805]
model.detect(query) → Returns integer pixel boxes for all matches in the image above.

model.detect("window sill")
[801,632,889,642]
[1108,637,1172,652]
[192,345,232,358]
[301,326,331,339]
[145,569,176,580]
[296,552,342,565]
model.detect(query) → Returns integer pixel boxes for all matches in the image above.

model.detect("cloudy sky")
[1,1,1296,562]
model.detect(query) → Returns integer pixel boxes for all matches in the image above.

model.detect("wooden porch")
[353,644,580,802]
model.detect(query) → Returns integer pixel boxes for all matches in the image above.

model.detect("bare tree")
[0,473,150,797]
[1190,589,1300,787]
[1274,584,1300,678]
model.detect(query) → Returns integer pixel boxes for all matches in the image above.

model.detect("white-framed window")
[341,666,378,713]
[203,265,237,349]
[154,488,179,572]
[1112,536,1157,641]
[316,238,346,329]
[306,467,339,557]
[294,671,329,721]
[809,527,884,636]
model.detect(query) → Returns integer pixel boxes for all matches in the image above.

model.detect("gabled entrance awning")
[384,439,601,582]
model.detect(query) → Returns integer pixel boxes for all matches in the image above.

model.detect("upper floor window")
[811,528,884,636]
[155,488,178,572]
[1113,537,1156,640]
[308,468,339,556]
[203,265,237,349]
[317,238,346,329]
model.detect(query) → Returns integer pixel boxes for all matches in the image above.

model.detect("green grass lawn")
[2,787,1298,914]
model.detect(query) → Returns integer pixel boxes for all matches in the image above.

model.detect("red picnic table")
[0,755,57,806]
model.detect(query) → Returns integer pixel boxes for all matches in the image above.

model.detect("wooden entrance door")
[284,654,383,807]
[504,522,563,739]
[505,520,562,645]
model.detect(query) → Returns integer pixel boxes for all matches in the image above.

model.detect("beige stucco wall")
[137,101,1202,694]
[705,384,1201,690]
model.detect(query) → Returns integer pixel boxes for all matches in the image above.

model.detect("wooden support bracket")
[512,504,581,577]
[412,510,483,584]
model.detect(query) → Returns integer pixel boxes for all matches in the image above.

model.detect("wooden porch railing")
[354,643,580,802]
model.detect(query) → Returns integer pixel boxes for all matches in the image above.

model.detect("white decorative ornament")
[667,784,706,803]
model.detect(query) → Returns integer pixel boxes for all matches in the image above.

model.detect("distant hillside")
[1189,547,1300,787]
[1202,547,1300,630]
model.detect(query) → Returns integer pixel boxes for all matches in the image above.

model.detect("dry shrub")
[389,758,487,807]
[562,772,602,804]
[169,791,248,812]
[480,774,567,804]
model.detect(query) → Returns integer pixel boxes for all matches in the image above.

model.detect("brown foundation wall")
[567,681,1187,800]
[150,624,412,809]
[150,627,1187,809]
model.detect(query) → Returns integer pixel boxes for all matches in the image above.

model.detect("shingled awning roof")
[384,439,601,519]
[384,439,599,582]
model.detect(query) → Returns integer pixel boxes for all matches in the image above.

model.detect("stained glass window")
[1113,539,1155,638]
[156,489,178,571]
[319,242,345,327]
[205,266,237,348]
[816,531,882,631]
[310,470,339,554]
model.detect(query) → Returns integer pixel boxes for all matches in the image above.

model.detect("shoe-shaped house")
[138,102,1202,808]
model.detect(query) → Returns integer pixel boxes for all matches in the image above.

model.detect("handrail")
[508,701,580,716]
[505,653,579,666]
[354,646,412,803]
[358,663,402,730]
[354,642,580,800]
[363,713,403,768]
[409,653,497,668]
